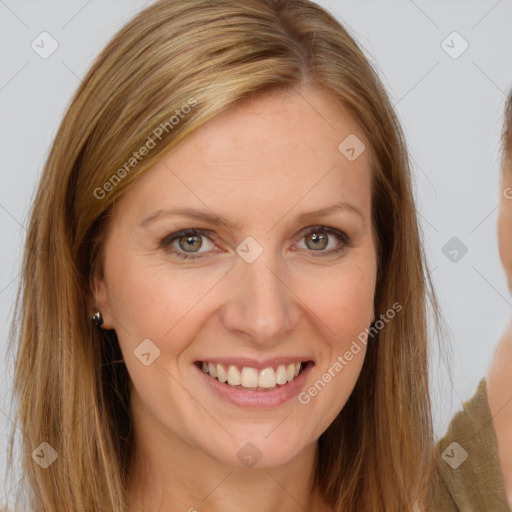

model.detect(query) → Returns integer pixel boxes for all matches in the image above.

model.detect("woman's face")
[94,85,377,469]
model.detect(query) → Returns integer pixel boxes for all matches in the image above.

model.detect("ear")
[498,192,512,295]
[498,159,512,294]
[89,273,114,330]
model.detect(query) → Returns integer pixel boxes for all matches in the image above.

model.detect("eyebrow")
[139,202,365,230]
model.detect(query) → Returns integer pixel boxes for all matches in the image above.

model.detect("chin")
[207,432,309,470]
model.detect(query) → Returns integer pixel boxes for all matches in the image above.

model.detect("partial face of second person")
[499,152,512,291]
[488,128,512,506]
[94,85,377,480]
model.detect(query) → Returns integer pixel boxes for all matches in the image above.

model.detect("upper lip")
[195,357,313,371]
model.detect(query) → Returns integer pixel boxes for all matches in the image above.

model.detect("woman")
[5,0,438,510]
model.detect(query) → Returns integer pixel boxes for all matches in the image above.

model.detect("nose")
[219,247,300,345]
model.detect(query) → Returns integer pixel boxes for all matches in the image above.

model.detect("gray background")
[1,0,511,501]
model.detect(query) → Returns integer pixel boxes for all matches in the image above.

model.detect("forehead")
[119,85,373,226]
[175,86,368,168]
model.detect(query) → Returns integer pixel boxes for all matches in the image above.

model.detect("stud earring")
[91,311,104,327]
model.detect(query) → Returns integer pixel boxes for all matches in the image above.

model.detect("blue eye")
[161,226,351,260]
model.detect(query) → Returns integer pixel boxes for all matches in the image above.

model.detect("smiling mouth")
[194,361,312,391]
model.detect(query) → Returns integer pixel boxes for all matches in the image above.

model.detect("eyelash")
[160,226,351,260]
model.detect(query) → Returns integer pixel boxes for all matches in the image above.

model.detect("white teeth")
[241,367,259,388]
[200,361,305,389]
[275,364,288,385]
[286,363,295,382]
[217,364,227,383]
[227,365,241,386]
[258,367,276,388]
[208,362,218,378]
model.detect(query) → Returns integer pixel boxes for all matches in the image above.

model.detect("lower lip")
[194,362,314,408]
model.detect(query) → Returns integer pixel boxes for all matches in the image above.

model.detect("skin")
[488,155,512,505]
[92,85,377,512]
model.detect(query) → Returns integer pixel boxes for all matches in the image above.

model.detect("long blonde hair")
[6,0,439,510]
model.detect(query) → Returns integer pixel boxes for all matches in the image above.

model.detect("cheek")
[308,259,376,346]
[104,258,212,407]
[106,257,209,344]
[292,260,375,432]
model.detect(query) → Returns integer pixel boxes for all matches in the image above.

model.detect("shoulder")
[488,336,512,506]
[426,379,510,511]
